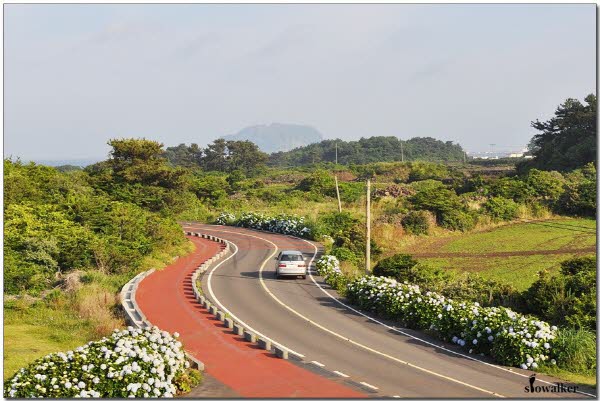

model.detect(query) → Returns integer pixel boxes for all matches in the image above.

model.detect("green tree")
[523,94,596,172]
[226,140,268,174]
[200,139,268,174]
[163,143,201,168]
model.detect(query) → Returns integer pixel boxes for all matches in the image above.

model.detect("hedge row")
[216,211,312,238]
[316,255,557,370]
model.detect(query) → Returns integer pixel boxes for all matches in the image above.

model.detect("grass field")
[4,301,103,379]
[397,218,596,291]
[3,241,194,380]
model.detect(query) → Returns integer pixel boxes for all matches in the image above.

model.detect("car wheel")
[302,275,307,279]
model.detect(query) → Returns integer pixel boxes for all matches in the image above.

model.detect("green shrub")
[488,177,534,203]
[193,174,230,203]
[337,182,364,203]
[226,169,246,191]
[173,369,202,394]
[334,224,382,263]
[559,256,595,275]
[557,164,596,216]
[372,254,418,281]
[439,209,476,231]
[481,196,519,222]
[317,212,358,236]
[525,169,565,204]
[551,328,596,374]
[526,256,596,330]
[409,184,475,232]
[296,169,334,196]
[331,247,360,264]
[401,211,431,235]
[408,162,449,182]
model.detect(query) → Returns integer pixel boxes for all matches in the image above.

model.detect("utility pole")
[400,141,404,162]
[335,175,342,212]
[366,179,371,273]
[334,140,342,212]
[335,141,338,164]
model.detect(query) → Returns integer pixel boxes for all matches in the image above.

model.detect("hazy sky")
[4,4,596,161]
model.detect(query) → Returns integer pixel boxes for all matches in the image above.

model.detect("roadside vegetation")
[3,141,194,380]
[4,95,596,387]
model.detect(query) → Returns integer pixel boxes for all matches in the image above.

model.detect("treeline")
[4,139,197,295]
[163,136,465,171]
[163,139,267,174]
[296,162,596,237]
[269,136,465,167]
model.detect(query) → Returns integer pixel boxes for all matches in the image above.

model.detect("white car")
[275,250,307,279]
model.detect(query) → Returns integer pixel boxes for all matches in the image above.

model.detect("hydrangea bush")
[4,326,190,398]
[313,255,558,370]
[216,212,312,238]
[345,275,557,369]
[315,254,346,290]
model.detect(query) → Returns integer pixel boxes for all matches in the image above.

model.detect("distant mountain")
[223,123,323,154]
[31,158,101,167]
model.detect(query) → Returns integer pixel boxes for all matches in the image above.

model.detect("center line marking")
[193,226,505,398]
[360,382,379,390]
[310,361,325,367]
[333,370,349,378]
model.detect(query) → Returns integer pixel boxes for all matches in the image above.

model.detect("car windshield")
[280,254,303,261]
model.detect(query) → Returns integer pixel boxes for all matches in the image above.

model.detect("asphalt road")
[184,223,594,399]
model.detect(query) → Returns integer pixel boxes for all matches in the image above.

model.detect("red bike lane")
[136,235,365,398]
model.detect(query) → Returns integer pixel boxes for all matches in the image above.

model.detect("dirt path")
[412,246,596,258]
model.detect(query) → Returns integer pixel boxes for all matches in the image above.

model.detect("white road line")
[195,231,305,359]
[310,361,325,367]
[359,382,379,390]
[295,236,597,399]
[333,370,349,378]
[191,226,504,397]
[392,395,401,398]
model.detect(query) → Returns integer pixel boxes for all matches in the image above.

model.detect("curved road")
[184,223,593,399]
[136,235,364,398]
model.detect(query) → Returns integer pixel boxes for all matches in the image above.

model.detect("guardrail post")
[244,331,257,343]
[273,346,289,359]
[258,338,271,351]
[233,324,244,336]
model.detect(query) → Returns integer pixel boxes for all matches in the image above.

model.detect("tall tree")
[524,94,596,172]
[201,139,229,172]
[199,139,267,174]
[163,143,201,168]
[226,140,268,173]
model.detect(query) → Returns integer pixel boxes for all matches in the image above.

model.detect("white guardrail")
[120,230,298,375]
[184,230,296,361]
